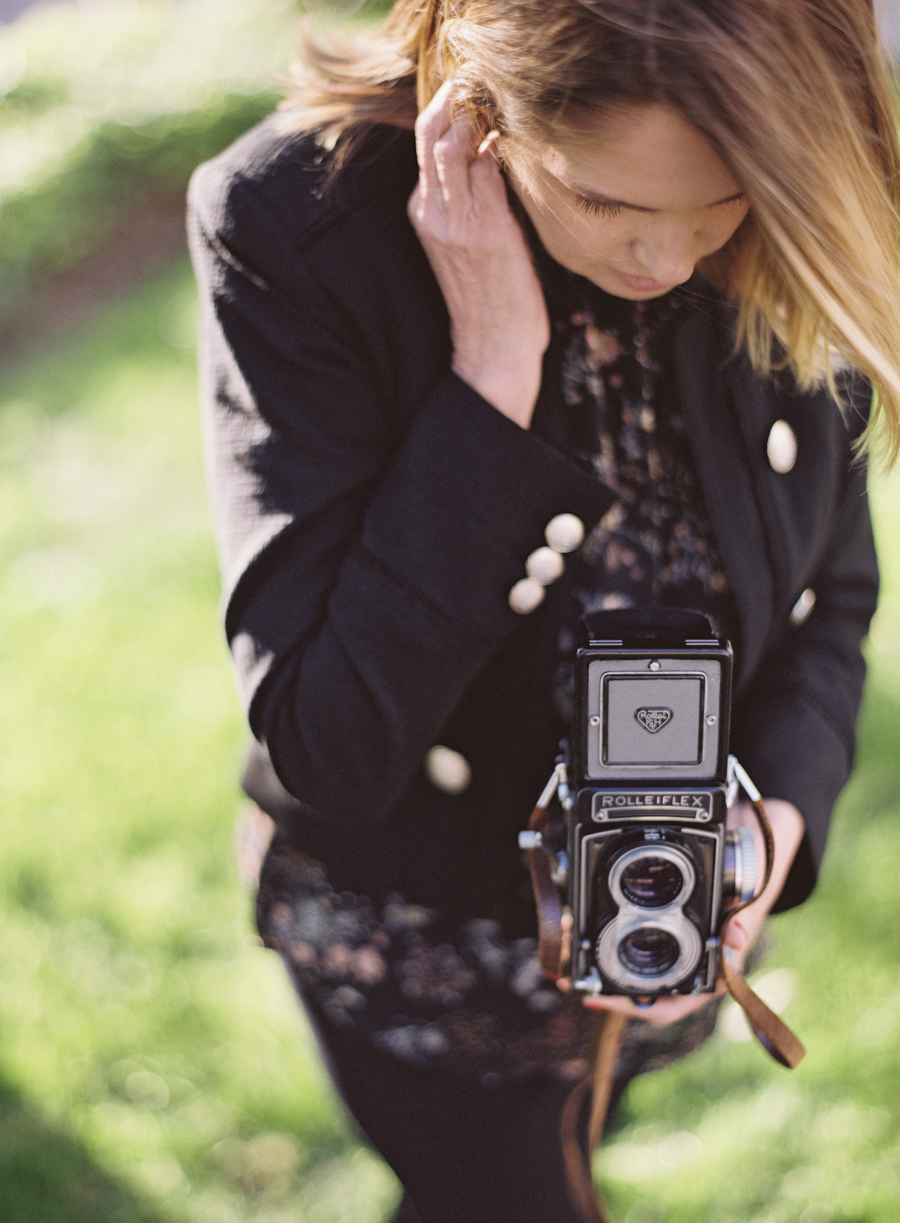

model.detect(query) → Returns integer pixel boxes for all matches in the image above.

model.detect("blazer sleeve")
[188,157,614,829]
[730,421,878,911]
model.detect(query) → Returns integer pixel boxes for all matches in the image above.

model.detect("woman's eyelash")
[575,195,623,218]
[574,193,747,218]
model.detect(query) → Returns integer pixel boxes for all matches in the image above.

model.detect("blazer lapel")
[672,304,778,694]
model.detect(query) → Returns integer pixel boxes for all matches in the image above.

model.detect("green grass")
[0,263,398,1222]
[1,259,899,1222]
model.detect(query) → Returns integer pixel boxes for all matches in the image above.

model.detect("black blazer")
[188,118,878,929]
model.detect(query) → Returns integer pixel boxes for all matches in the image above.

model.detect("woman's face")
[505,103,749,299]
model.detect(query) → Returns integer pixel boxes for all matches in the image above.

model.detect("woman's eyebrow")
[570,185,746,212]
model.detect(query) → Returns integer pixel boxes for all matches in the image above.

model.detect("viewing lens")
[619,855,685,908]
[618,927,680,977]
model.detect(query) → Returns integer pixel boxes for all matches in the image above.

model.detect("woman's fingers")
[582,987,724,1028]
[466,132,511,212]
[417,99,488,224]
[414,80,457,204]
[722,915,749,953]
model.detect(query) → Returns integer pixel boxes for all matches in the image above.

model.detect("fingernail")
[723,919,743,949]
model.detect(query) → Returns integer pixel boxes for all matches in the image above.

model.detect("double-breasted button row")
[508,513,585,614]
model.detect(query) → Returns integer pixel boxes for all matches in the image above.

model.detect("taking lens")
[619,855,685,908]
[618,927,681,977]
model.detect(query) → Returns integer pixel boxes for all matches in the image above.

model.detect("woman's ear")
[450,82,503,149]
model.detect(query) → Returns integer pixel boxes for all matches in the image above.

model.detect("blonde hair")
[285,0,900,460]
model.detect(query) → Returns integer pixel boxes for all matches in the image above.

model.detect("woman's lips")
[611,269,674,293]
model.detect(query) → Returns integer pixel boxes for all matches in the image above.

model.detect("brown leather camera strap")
[525,788,805,1223]
[559,1011,627,1223]
[718,795,806,1069]
[526,801,567,978]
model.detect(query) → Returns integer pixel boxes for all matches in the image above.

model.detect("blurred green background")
[0,2,897,1221]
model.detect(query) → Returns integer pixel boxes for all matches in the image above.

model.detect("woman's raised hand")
[407,81,550,429]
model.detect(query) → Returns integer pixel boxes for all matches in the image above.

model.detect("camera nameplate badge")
[590,789,715,821]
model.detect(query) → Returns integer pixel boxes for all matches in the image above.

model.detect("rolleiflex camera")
[554,608,759,999]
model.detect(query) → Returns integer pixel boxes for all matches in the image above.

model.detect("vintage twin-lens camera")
[562,608,759,999]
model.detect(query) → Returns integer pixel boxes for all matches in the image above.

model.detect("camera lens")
[618,927,681,977]
[619,855,685,908]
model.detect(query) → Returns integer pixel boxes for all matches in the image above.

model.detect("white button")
[526,546,565,586]
[790,588,816,625]
[508,576,546,614]
[767,420,797,474]
[545,513,585,553]
[425,745,472,794]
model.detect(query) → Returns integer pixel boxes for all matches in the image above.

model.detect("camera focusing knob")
[723,826,758,904]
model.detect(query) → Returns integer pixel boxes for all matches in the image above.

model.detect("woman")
[188,1,899,1219]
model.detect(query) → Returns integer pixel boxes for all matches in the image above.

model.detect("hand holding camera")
[523,608,805,1028]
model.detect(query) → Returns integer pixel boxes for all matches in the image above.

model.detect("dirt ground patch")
[0,191,187,361]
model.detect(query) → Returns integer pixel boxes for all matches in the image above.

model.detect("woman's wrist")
[451,354,543,428]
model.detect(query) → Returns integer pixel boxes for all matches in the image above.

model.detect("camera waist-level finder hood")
[572,607,732,791]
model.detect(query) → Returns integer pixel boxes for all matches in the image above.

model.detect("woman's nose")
[631,221,698,287]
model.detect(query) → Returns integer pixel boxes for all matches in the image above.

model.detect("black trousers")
[303,994,596,1223]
